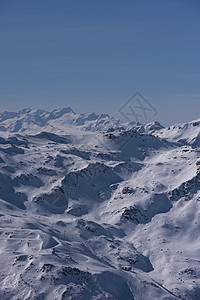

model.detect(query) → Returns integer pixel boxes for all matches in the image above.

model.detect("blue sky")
[0,0,200,125]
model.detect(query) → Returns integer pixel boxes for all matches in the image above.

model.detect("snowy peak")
[152,118,200,146]
[144,121,164,133]
[46,107,75,120]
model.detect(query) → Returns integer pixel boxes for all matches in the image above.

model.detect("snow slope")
[0,108,199,300]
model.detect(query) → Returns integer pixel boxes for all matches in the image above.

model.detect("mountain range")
[0,107,199,300]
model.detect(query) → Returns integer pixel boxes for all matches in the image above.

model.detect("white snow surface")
[0,108,199,300]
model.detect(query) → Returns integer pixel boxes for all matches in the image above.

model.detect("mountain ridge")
[0,107,122,134]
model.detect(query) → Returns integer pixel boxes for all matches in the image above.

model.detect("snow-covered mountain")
[149,119,200,147]
[0,107,122,134]
[0,108,199,299]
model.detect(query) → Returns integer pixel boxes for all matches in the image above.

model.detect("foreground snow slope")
[0,108,199,299]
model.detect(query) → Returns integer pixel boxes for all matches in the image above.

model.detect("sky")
[0,0,200,126]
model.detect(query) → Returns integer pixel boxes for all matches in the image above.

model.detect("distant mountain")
[0,107,122,134]
[0,109,199,299]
